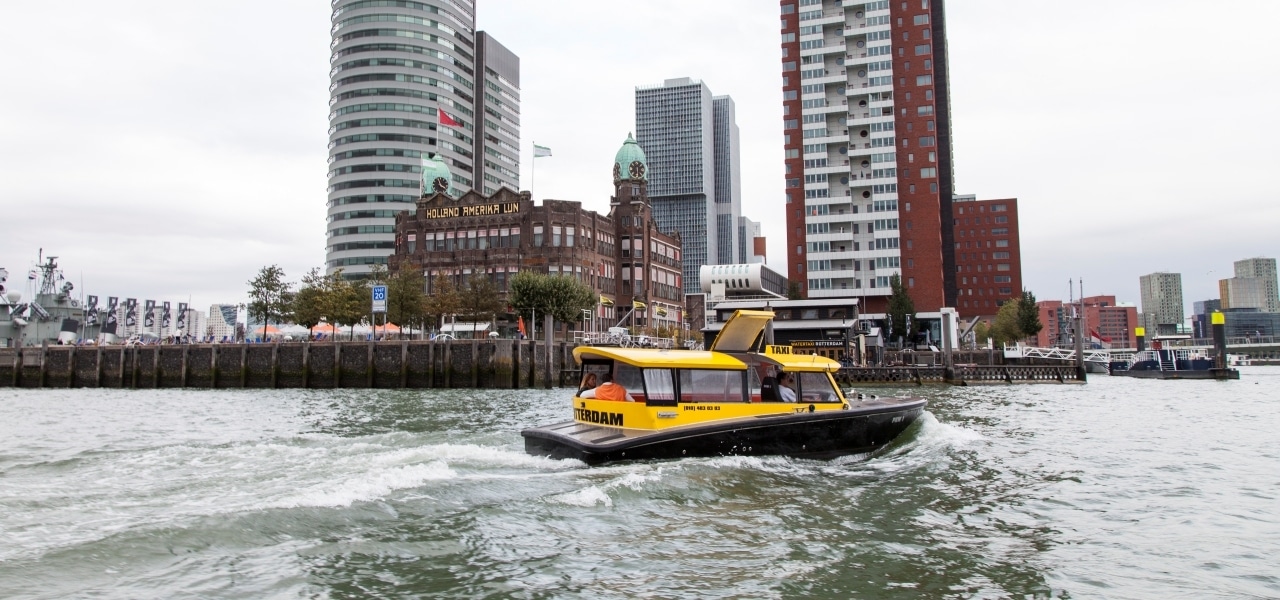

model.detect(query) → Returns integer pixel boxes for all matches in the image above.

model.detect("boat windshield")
[797,372,841,403]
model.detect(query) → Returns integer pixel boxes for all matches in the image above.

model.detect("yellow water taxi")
[522,310,926,464]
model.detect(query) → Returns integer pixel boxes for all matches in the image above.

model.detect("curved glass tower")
[327,0,520,278]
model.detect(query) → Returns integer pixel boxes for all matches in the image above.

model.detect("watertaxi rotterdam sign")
[424,202,520,219]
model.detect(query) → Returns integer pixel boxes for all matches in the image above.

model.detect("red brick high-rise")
[952,196,1022,318]
[780,0,956,312]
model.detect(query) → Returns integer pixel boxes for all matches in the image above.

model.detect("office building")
[327,0,520,278]
[738,217,765,263]
[780,0,956,310]
[1233,257,1278,312]
[388,136,686,331]
[1219,277,1267,311]
[207,304,239,341]
[952,195,1021,317]
[1036,296,1137,349]
[1191,299,1220,339]
[1139,272,1184,336]
[635,78,744,294]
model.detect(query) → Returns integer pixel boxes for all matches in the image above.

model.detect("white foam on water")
[909,411,983,448]
[269,460,457,508]
[547,485,614,507]
[611,469,669,491]
[844,411,982,476]
[403,442,583,471]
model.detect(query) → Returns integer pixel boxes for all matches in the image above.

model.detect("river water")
[1,369,1277,599]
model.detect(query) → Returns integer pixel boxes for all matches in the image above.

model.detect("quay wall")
[0,340,573,390]
[0,341,1083,390]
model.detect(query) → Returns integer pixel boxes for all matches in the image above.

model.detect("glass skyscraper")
[636,78,743,294]
[327,0,520,278]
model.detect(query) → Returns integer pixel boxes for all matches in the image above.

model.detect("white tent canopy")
[440,322,491,333]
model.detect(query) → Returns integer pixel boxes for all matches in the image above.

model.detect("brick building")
[780,0,957,311]
[388,137,685,331]
[952,196,1022,318]
[1036,295,1138,349]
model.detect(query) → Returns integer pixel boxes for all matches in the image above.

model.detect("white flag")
[533,144,552,157]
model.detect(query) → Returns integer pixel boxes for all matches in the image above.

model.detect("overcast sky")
[2,0,1277,317]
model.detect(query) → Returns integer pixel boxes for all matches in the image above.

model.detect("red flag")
[438,109,461,128]
[517,316,526,338]
[1090,329,1111,344]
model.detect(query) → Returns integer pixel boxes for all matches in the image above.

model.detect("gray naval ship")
[0,252,98,348]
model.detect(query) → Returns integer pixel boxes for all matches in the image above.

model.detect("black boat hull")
[522,398,927,465]
[1118,368,1240,380]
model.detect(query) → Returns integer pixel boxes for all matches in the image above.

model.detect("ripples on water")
[1,369,1277,599]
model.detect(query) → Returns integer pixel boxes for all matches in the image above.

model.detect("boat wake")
[0,434,574,563]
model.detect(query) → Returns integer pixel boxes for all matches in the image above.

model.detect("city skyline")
[2,0,1278,316]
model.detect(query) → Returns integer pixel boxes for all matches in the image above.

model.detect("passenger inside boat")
[777,371,798,402]
[577,372,598,395]
[581,372,636,402]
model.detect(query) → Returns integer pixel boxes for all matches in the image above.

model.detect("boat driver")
[581,372,635,402]
[778,371,798,402]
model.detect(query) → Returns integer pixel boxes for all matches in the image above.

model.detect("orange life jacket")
[595,382,628,401]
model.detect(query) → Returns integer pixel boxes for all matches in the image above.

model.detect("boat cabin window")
[678,369,747,403]
[642,368,676,406]
[797,372,840,403]
[616,363,646,398]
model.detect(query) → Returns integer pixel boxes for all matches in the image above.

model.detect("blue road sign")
[372,285,387,313]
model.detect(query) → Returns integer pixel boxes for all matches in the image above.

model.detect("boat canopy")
[760,346,843,373]
[709,309,774,353]
[574,346,747,370]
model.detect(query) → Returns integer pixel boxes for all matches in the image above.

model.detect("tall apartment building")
[780,0,956,310]
[635,78,743,294]
[952,195,1021,317]
[1233,257,1278,312]
[1138,272,1184,336]
[327,0,520,278]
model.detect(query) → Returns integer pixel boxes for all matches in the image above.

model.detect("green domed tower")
[420,153,453,198]
[613,133,648,184]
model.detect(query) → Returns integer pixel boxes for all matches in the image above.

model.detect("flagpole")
[531,141,536,198]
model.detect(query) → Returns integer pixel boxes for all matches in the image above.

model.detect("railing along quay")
[836,364,1083,386]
